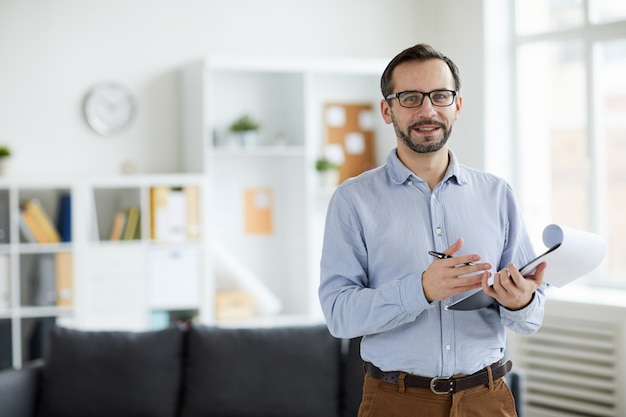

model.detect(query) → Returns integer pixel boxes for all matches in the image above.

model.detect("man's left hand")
[482,262,547,310]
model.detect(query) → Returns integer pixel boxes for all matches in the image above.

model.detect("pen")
[428,250,473,265]
[428,251,452,259]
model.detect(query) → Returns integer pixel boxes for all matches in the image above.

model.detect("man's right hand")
[422,237,492,302]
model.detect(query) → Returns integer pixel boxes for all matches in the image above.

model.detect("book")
[55,252,73,307]
[56,193,72,242]
[184,186,200,241]
[150,187,170,242]
[21,199,61,243]
[108,210,127,241]
[446,224,607,311]
[150,186,198,243]
[20,209,48,243]
[122,207,140,240]
[167,188,187,242]
[31,253,57,306]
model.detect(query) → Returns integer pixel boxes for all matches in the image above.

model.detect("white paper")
[446,224,606,311]
[324,143,345,165]
[326,106,346,127]
[345,132,365,154]
[359,110,375,131]
[519,224,607,287]
[254,190,271,209]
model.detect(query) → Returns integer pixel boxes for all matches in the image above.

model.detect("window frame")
[511,0,626,288]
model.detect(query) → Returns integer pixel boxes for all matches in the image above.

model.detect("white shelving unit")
[0,56,396,369]
[0,174,209,369]
[180,56,394,321]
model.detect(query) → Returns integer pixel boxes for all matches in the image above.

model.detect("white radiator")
[507,290,626,417]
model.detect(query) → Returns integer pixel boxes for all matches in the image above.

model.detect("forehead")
[392,59,455,91]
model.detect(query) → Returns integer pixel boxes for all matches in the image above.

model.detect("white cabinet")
[181,57,393,321]
[147,245,200,310]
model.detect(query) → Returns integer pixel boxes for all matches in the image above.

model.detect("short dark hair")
[380,43,461,98]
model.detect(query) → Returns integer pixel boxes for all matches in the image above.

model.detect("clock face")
[83,83,136,136]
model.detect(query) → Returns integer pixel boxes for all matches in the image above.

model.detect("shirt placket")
[430,185,456,377]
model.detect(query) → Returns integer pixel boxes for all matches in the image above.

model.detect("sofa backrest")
[36,326,184,417]
[179,323,344,417]
[29,323,362,417]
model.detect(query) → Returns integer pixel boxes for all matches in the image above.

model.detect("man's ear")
[380,99,393,124]
[454,94,463,121]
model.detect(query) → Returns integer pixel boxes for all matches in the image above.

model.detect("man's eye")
[432,92,450,100]
[402,94,421,103]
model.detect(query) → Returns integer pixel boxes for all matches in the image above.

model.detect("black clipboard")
[445,244,560,311]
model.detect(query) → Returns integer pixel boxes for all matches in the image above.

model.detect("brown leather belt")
[364,360,512,395]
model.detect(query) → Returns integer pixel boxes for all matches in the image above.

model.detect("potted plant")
[315,157,340,188]
[229,114,261,146]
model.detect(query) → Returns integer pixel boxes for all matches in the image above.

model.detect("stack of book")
[29,252,73,308]
[19,199,62,244]
[108,206,141,241]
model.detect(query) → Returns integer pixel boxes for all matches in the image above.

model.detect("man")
[318,43,547,416]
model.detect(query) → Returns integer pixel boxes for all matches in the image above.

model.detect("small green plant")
[0,146,11,158]
[229,114,260,132]
[315,157,339,172]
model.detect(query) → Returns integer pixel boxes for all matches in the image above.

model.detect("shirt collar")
[387,148,467,186]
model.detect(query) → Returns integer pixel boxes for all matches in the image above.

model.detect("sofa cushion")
[37,326,184,417]
[180,323,342,417]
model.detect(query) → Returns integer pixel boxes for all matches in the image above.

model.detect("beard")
[391,113,452,154]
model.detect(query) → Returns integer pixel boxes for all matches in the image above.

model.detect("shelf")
[2,176,209,368]
[182,56,388,321]
[212,145,306,158]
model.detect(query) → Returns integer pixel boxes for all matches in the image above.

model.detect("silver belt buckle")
[430,377,453,395]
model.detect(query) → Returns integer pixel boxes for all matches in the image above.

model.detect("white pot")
[318,170,339,188]
[240,131,258,147]
[0,159,10,176]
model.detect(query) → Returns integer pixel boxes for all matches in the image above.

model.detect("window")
[513,0,626,286]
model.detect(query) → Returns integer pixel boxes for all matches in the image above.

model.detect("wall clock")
[83,83,136,136]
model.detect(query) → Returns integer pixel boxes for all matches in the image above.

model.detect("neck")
[397,146,449,190]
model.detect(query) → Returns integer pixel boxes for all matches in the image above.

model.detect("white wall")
[0,0,489,178]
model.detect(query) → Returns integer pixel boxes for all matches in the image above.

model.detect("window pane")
[516,0,584,35]
[517,41,588,247]
[590,0,626,24]
[596,38,626,280]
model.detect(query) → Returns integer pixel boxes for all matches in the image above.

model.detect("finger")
[482,273,496,296]
[454,261,491,275]
[443,237,464,256]
[507,263,524,285]
[494,269,512,293]
[529,262,548,284]
[452,273,484,290]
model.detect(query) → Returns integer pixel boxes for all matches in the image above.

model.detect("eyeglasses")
[385,89,457,108]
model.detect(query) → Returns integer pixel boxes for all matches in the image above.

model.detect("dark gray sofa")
[0,323,364,417]
[0,323,523,417]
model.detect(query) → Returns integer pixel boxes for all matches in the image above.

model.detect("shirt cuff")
[398,271,432,314]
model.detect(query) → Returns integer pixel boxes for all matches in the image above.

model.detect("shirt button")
[436,227,442,236]
[407,180,413,186]
[445,344,451,351]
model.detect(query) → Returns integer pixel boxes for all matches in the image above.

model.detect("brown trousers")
[357,372,517,417]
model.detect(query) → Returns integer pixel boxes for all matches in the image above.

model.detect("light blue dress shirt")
[319,149,545,377]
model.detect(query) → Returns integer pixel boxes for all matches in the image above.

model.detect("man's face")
[380,59,462,154]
